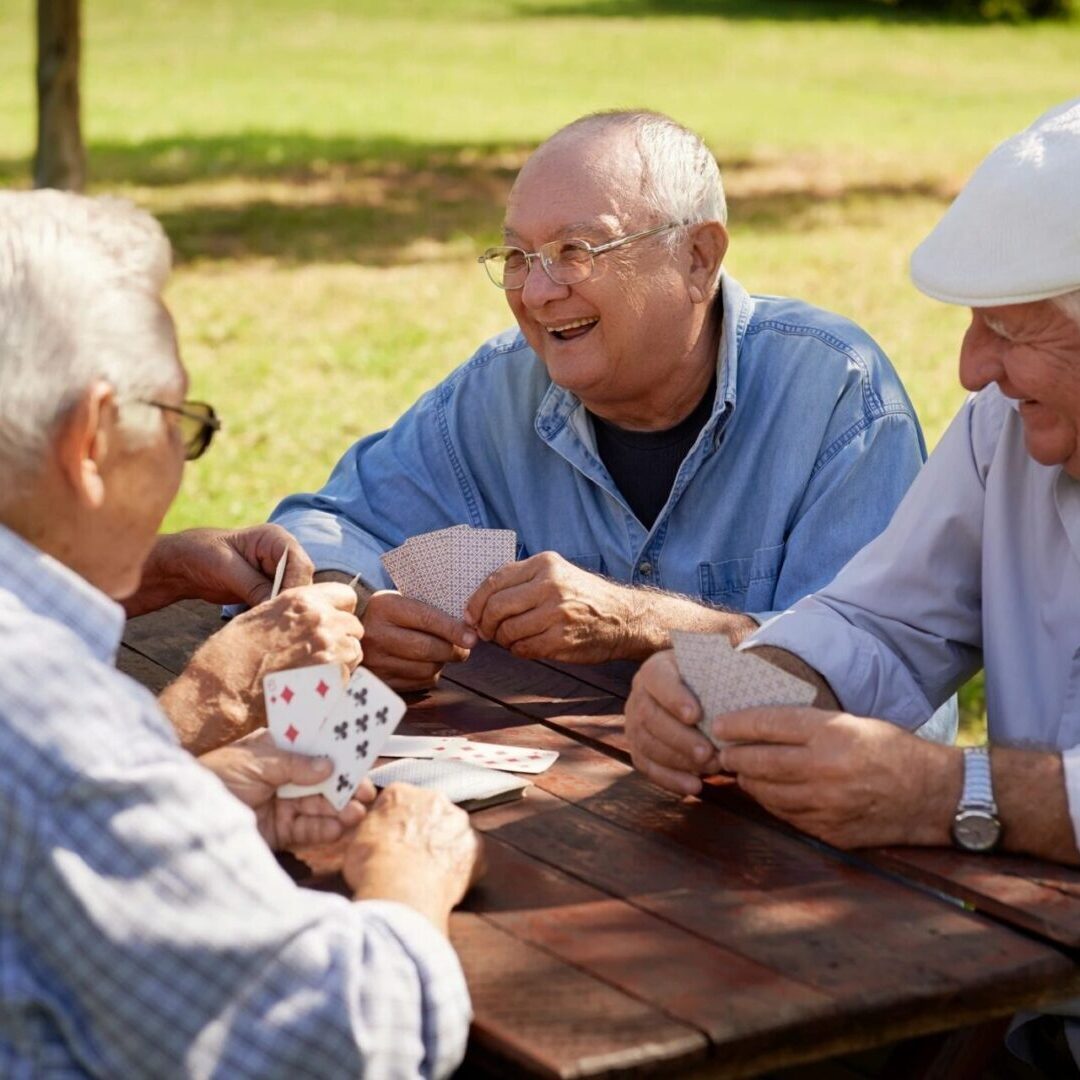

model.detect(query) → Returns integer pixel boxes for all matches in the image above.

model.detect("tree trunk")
[34,0,85,191]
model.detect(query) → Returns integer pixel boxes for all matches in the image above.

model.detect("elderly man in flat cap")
[624,96,1080,1072]
[0,191,480,1077]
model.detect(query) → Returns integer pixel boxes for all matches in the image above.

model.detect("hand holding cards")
[670,630,815,749]
[264,663,405,810]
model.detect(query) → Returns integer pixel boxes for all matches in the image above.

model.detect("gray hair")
[1053,288,1080,329]
[0,191,178,492]
[545,110,728,236]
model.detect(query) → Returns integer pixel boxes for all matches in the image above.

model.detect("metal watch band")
[961,746,998,814]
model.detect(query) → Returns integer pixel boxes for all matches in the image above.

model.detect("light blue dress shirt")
[0,525,470,1078]
[750,384,1080,836]
[271,274,928,624]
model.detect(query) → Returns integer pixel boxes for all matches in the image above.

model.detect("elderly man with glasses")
[271,111,940,716]
[0,191,480,1077]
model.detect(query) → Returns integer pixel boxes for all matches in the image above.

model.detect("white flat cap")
[910,96,1080,307]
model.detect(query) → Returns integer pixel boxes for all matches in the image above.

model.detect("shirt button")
[638,561,653,577]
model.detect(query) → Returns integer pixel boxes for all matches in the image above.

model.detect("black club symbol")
[351,688,368,705]
[336,775,351,793]
[376,707,389,725]
[334,722,348,740]
[354,713,369,732]
[356,740,368,758]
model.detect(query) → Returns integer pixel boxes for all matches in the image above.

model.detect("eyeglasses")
[478,221,684,291]
[143,399,221,460]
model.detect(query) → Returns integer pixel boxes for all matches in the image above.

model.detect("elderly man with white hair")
[269,110,950,740]
[623,96,1080,1074]
[0,190,480,1078]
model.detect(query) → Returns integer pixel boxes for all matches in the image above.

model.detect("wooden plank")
[865,846,1080,952]
[115,644,174,693]
[450,913,707,1079]
[122,600,220,675]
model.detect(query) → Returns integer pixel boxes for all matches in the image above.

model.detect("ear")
[685,222,729,305]
[52,381,118,510]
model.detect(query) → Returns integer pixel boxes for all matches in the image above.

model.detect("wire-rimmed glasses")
[478,221,684,290]
[143,400,221,460]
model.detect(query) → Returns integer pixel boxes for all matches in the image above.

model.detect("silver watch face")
[953,809,1001,852]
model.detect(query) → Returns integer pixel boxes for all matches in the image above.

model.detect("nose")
[519,256,571,310]
[958,323,1006,393]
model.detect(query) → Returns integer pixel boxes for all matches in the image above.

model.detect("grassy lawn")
[2,0,1077,735]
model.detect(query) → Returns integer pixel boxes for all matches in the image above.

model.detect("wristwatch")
[951,746,1002,852]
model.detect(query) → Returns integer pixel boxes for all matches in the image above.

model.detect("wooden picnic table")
[120,600,1080,1079]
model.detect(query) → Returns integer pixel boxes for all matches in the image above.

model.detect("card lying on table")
[670,630,816,750]
[264,664,406,810]
[368,758,529,812]
[438,740,558,775]
[381,734,468,758]
[380,525,518,618]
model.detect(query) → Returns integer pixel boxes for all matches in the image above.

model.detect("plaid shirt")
[0,525,470,1079]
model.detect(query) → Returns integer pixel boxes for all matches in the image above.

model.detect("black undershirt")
[590,372,717,529]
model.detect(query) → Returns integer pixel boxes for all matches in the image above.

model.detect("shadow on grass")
[512,0,1023,22]
[0,131,955,265]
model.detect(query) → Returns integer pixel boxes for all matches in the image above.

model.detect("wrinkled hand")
[199,729,376,851]
[625,649,721,795]
[160,583,364,753]
[465,551,635,662]
[359,591,475,691]
[344,783,483,934]
[713,708,959,849]
[129,525,314,616]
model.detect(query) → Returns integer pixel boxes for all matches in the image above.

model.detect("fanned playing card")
[440,740,558,775]
[380,525,517,617]
[264,663,346,754]
[670,631,816,750]
[369,757,529,811]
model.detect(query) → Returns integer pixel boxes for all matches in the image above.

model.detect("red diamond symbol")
[280,686,294,705]
[285,724,299,743]
[316,679,330,698]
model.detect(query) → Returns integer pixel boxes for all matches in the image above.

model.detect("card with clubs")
[277,666,407,810]
[440,740,559,774]
[670,631,816,749]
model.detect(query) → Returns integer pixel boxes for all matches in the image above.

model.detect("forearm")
[158,654,248,755]
[993,747,1080,865]
[619,588,758,660]
[741,644,841,710]
[123,534,189,617]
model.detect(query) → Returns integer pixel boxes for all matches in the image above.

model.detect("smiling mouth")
[545,317,598,341]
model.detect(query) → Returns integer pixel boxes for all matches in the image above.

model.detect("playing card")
[441,740,558,775]
[279,666,407,810]
[263,663,345,754]
[670,631,816,749]
[381,526,517,618]
[381,734,468,758]
[368,757,529,810]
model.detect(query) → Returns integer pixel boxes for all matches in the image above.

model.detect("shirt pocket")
[698,543,785,612]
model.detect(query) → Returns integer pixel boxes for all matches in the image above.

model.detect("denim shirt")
[271,274,927,623]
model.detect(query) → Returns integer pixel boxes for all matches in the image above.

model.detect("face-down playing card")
[380,525,517,618]
[368,757,529,811]
[670,631,816,750]
[276,666,407,811]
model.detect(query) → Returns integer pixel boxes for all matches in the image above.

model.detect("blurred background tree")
[34,0,84,191]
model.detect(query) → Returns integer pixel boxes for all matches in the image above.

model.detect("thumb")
[263,750,335,787]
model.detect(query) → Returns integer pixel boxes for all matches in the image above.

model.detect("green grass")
[3,0,1077,738]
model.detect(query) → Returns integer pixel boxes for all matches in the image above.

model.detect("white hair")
[0,191,178,493]
[546,110,728,235]
[1053,288,1080,329]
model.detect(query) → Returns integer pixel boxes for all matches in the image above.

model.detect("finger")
[631,749,703,797]
[709,707,818,748]
[737,776,819,815]
[635,651,700,724]
[337,799,368,830]
[354,777,377,805]
[281,811,346,848]
[375,595,477,649]
[633,721,712,774]
[633,686,712,760]
[275,752,335,788]
[465,559,536,626]
[279,541,315,590]
[373,622,469,665]
[485,602,553,649]
[720,743,811,783]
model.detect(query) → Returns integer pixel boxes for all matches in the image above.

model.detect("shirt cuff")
[1061,746,1080,855]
